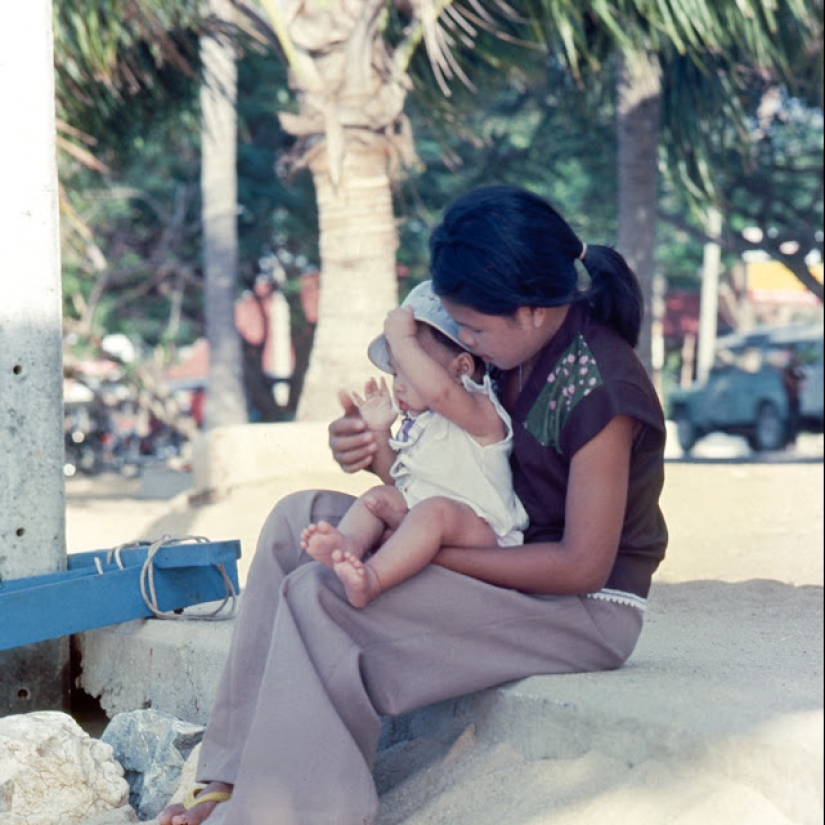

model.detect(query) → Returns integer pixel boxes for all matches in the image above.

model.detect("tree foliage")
[56,12,314,347]
[394,0,822,306]
[55,0,822,418]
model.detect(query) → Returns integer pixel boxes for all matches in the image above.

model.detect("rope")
[103,535,237,621]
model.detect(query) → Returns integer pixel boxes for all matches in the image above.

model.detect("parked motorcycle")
[63,404,142,477]
[64,427,102,476]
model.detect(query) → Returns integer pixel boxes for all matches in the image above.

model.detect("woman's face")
[441,298,542,371]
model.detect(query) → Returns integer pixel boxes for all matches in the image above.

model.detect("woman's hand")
[328,390,378,474]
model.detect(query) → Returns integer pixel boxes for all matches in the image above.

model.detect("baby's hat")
[367,280,463,373]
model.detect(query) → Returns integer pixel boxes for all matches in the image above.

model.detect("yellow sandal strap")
[183,788,232,810]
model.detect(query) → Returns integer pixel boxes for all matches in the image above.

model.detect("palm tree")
[200,0,247,427]
[615,49,661,378]
[55,1,526,422]
[240,1,529,420]
[55,1,252,428]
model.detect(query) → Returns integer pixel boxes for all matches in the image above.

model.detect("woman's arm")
[432,415,634,594]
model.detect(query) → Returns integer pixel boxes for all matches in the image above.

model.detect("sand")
[66,430,824,824]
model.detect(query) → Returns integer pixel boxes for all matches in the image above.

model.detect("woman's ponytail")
[578,245,644,348]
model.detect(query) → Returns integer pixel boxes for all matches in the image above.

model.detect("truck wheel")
[674,413,698,454]
[751,401,785,452]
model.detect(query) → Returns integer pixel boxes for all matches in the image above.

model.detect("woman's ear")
[516,306,546,329]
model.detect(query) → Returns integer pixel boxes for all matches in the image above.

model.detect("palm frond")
[395,0,536,96]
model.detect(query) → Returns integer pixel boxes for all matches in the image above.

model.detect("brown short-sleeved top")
[504,301,668,599]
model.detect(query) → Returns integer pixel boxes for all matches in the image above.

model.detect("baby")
[301,280,527,608]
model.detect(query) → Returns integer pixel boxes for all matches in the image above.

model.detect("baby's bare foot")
[332,549,381,608]
[302,521,359,568]
[158,781,232,825]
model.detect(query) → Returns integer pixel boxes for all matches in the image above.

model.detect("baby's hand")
[384,306,417,348]
[353,377,396,432]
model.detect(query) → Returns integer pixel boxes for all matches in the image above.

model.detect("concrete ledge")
[77,605,236,726]
[139,465,193,500]
[76,578,823,823]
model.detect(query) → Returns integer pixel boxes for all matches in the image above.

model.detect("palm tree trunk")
[201,0,247,427]
[296,145,399,422]
[616,50,661,380]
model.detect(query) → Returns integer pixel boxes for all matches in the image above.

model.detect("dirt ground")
[65,431,824,590]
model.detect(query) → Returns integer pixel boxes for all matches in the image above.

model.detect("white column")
[0,0,68,712]
[697,207,723,383]
[271,265,292,406]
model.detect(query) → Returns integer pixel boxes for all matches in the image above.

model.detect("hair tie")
[578,242,588,262]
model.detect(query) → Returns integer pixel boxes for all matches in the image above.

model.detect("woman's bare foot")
[300,521,358,568]
[332,549,381,608]
[158,781,232,825]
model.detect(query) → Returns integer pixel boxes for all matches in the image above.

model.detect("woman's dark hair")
[429,185,643,348]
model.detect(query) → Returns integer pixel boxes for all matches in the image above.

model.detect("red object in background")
[663,291,700,339]
[190,387,206,428]
[663,290,734,342]
[299,271,320,324]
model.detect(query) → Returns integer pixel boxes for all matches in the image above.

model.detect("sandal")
[183,786,232,811]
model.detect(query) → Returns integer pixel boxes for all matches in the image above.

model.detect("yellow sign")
[747,260,823,305]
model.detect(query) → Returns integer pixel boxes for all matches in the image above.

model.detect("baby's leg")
[300,485,406,568]
[363,489,407,534]
[348,497,497,607]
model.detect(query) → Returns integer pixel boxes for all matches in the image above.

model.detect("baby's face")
[388,367,426,415]
[387,326,458,415]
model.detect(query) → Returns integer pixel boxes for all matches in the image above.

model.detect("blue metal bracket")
[0,538,241,651]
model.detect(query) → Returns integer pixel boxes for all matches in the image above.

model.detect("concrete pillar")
[0,0,69,714]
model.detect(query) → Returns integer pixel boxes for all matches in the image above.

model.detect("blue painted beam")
[0,540,241,651]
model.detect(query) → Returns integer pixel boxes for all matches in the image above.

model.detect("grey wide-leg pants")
[196,489,644,825]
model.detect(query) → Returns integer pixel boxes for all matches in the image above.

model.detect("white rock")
[78,806,139,825]
[0,711,129,825]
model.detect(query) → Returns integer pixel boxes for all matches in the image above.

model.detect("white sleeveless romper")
[389,374,528,546]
